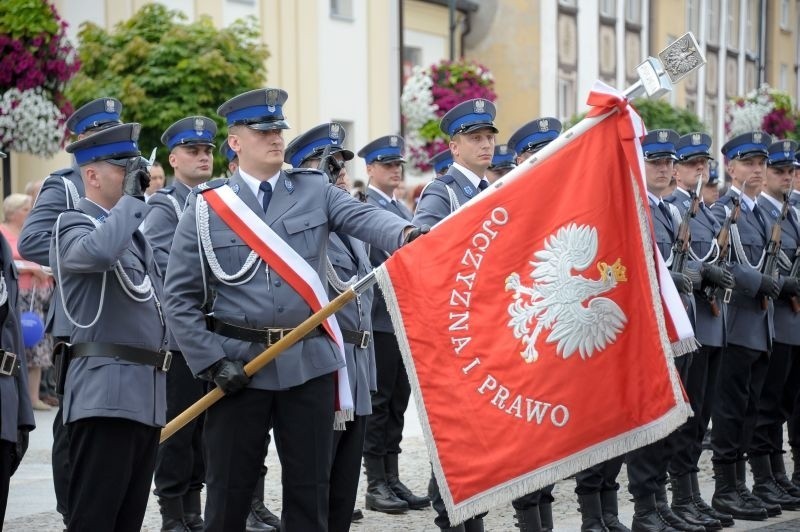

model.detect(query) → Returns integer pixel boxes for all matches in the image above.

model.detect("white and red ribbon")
[587,80,696,355]
[203,184,354,414]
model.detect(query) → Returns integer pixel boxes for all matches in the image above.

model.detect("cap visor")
[374,155,406,164]
[735,150,768,160]
[681,153,713,162]
[459,124,499,135]
[246,120,290,131]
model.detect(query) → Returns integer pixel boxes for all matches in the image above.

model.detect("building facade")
[5,0,800,192]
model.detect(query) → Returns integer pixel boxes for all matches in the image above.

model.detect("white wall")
[224,0,259,27]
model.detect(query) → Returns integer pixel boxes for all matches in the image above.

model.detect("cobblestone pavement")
[7,407,800,531]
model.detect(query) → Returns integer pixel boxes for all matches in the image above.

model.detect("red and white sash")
[202,184,354,419]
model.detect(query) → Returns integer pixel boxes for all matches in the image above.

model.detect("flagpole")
[481,33,705,196]
[160,272,378,443]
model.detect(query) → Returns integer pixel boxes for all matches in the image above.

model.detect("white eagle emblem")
[504,223,628,363]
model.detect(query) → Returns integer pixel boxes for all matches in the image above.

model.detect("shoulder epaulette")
[716,194,734,206]
[285,168,325,178]
[193,178,228,194]
[435,174,456,185]
[49,167,74,177]
[156,186,176,195]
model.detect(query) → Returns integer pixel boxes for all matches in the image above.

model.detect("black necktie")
[752,204,767,233]
[259,181,272,213]
[658,202,674,234]
[478,179,489,191]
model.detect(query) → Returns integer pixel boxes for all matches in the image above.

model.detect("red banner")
[375,88,691,523]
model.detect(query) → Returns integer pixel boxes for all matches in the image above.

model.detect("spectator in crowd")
[0,194,54,411]
[144,161,166,201]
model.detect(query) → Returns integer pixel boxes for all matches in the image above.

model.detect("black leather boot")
[577,493,608,532]
[463,517,485,532]
[385,453,430,509]
[601,489,630,532]
[182,490,203,532]
[749,454,800,511]
[793,448,800,487]
[364,455,408,513]
[710,462,766,521]
[669,474,721,530]
[248,470,279,531]
[441,525,465,532]
[735,459,780,517]
[689,472,733,527]
[770,452,800,498]
[631,493,678,532]
[539,501,553,532]
[514,507,542,532]
[654,486,704,532]
[158,497,190,532]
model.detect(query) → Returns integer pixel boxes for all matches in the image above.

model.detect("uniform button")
[274,280,281,287]
[277,306,284,313]
[134,212,142,219]
[304,221,309,227]
[230,238,236,243]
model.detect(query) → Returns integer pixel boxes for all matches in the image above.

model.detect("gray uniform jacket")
[163,170,409,391]
[757,195,800,345]
[365,188,412,333]
[413,168,482,229]
[143,182,192,351]
[665,189,727,347]
[649,197,697,325]
[0,235,35,442]
[328,233,376,416]
[19,164,85,338]
[711,190,774,352]
[50,196,168,427]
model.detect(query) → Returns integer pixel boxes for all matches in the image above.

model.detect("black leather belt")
[70,342,172,372]
[0,350,21,377]
[207,316,323,346]
[341,329,371,349]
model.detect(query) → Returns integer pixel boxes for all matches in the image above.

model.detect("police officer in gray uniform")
[0,198,36,522]
[286,121,379,531]
[749,140,800,510]
[485,144,516,183]
[359,133,429,514]
[147,116,217,532]
[17,96,123,526]
[163,88,421,531]
[710,131,780,521]
[52,123,168,532]
[664,132,736,528]
[430,148,453,178]
[414,98,496,532]
[625,129,708,532]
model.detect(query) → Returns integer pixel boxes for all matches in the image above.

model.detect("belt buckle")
[0,351,17,376]
[160,351,172,372]
[266,328,285,346]
[359,331,371,350]
[722,288,732,304]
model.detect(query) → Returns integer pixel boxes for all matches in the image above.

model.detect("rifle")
[706,196,739,316]
[670,180,702,276]
[761,193,791,309]
[788,243,800,313]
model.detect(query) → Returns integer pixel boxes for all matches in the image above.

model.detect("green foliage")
[0,0,59,39]
[630,99,706,134]
[66,3,269,175]
[565,99,706,135]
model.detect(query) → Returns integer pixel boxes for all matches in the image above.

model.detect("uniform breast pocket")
[118,254,148,286]
[209,229,252,273]
[327,248,356,277]
[283,209,328,258]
